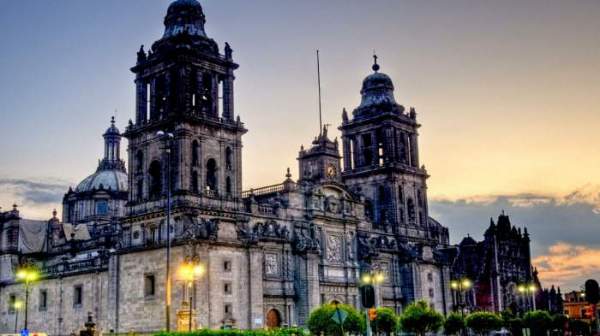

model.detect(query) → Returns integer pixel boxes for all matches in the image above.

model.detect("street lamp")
[157,130,174,331]
[16,266,40,331]
[450,277,472,317]
[361,271,385,336]
[178,258,206,331]
[13,300,23,333]
[517,283,537,311]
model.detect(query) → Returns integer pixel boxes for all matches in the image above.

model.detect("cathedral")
[0,0,453,334]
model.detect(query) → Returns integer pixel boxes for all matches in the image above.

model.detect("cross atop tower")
[372,54,380,72]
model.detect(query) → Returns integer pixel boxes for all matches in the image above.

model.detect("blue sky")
[1,0,600,290]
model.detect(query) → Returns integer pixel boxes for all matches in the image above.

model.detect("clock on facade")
[326,165,337,178]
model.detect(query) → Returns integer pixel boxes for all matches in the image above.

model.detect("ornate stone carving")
[237,220,290,243]
[264,253,279,276]
[326,235,343,263]
[180,216,219,241]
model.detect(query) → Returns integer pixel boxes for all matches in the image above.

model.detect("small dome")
[459,236,477,246]
[76,170,128,193]
[104,116,120,136]
[357,58,398,110]
[163,0,206,38]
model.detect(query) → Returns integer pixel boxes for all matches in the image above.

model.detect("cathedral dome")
[163,0,207,38]
[357,57,398,110]
[75,170,128,193]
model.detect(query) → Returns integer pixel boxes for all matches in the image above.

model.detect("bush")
[507,318,524,336]
[551,314,568,333]
[398,300,444,336]
[307,303,365,336]
[444,313,465,336]
[465,312,503,336]
[370,307,398,335]
[523,310,552,336]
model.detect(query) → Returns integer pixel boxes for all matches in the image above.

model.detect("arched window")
[137,179,144,200]
[201,73,213,114]
[362,133,373,166]
[265,309,282,329]
[206,158,217,191]
[407,198,416,223]
[225,176,232,195]
[136,150,144,173]
[192,140,199,166]
[364,200,374,221]
[225,147,233,170]
[378,186,388,227]
[149,160,162,199]
[191,171,199,193]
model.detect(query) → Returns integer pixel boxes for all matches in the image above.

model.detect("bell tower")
[340,57,432,242]
[124,0,246,214]
[298,126,342,184]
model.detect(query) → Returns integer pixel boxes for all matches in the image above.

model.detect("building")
[0,0,453,334]
[563,290,597,321]
[451,212,538,314]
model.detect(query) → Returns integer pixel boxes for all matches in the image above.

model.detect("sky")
[1,0,600,291]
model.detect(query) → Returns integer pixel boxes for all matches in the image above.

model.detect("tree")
[444,313,466,336]
[398,300,444,336]
[523,310,552,336]
[307,303,365,336]
[465,312,503,336]
[370,307,398,335]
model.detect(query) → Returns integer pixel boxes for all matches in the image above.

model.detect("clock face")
[327,165,337,178]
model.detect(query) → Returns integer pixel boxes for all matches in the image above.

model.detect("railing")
[242,183,287,198]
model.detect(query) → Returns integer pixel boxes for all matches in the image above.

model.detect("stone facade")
[0,1,453,335]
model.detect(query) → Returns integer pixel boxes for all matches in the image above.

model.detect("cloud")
[429,185,600,291]
[0,178,71,219]
[533,242,600,290]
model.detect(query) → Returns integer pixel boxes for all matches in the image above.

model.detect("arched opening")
[191,171,199,193]
[265,309,282,329]
[407,198,416,223]
[206,158,217,192]
[192,140,199,166]
[225,176,232,195]
[201,73,213,115]
[225,147,233,170]
[149,160,162,199]
[137,179,144,200]
[377,186,388,227]
[364,200,374,222]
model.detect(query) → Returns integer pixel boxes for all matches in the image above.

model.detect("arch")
[206,158,218,192]
[225,146,233,170]
[149,160,162,199]
[265,309,282,329]
[191,140,199,166]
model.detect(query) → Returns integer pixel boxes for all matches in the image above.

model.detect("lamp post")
[361,271,385,336]
[178,258,205,331]
[157,130,174,331]
[16,267,40,331]
[450,278,472,317]
[517,283,537,312]
[13,300,22,333]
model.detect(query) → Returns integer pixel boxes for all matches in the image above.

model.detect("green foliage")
[523,310,552,336]
[306,303,365,336]
[569,319,591,336]
[443,313,465,336]
[398,300,444,336]
[155,328,308,336]
[465,312,503,335]
[370,307,398,335]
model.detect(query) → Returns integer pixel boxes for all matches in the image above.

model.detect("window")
[192,141,199,166]
[225,176,232,195]
[137,179,144,200]
[362,134,373,165]
[149,160,162,198]
[191,171,199,193]
[145,274,156,297]
[136,150,144,173]
[225,147,233,170]
[429,288,435,298]
[8,294,16,313]
[39,289,48,311]
[427,273,433,282]
[96,200,108,216]
[223,260,232,272]
[73,285,83,307]
[206,158,217,191]
[224,282,232,295]
[224,303,232,316]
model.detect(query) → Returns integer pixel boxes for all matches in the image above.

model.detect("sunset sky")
[1,0,599,290]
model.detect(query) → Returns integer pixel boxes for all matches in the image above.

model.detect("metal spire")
[317,50,323,136]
